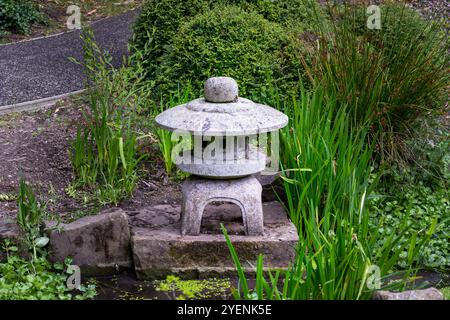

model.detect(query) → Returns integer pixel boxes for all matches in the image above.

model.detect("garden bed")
[0,0,448,301]
[0,95,181,222]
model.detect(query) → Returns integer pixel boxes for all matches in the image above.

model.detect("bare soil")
[0,96,181,222]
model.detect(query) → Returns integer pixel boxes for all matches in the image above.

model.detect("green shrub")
[0,0,42,35]
[131,0,323,98]
[156,5,304,98]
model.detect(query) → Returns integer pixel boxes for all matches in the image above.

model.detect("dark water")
[88,271,236,300]
[87,270,448,300]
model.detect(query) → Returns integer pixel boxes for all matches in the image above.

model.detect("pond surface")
[88,270,448,300]
[89,271,238,300]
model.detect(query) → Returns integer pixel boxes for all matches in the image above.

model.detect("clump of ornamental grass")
[223,88,435,300]
[302,1,449,165]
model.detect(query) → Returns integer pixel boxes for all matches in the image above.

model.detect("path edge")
[0,90,85,115]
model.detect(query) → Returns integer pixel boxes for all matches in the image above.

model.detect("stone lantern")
[155,77,288,236]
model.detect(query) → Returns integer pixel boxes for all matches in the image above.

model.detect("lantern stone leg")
[181,176,264,236]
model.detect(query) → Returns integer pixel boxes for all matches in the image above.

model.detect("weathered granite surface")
[131,201,298,279]
[373,287,444,300]
[204,76,239,103]
[45,208,132,275]
[0,218,27,261]
[155,77,288,136]
[181,176,264,236]
[176,145,267,178]
[1,199,297,280]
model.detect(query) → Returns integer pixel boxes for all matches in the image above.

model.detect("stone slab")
[131,201,298,279]
[373,288,444,300]
[45,208,132,275]
[0,219,28,262]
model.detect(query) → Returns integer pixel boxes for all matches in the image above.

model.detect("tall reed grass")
[224,89,435,300]
[69,29,150,205]
[303,1,449,164]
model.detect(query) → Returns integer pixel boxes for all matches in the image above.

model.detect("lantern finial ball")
[204,77,238,103]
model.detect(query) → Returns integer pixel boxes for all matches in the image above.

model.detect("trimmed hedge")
[155,5,302,98]
[131,0,323,98]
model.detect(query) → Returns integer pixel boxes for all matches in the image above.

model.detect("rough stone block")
[373,288,444,300]
[0,219,28,262]
[131,201,298,279]
[46,208,132,275]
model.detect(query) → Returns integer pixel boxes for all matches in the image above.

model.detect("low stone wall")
[0,203,445,300]
[1,201,298,278]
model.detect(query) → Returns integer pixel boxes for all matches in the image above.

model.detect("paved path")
[0,9,140,107]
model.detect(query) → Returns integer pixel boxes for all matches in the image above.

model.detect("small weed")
[0,193,17,202]
[441,287,450,300]
[16,177,49,260]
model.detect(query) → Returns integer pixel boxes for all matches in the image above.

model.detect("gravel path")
[409,0,449,24]
[0,9,139,107]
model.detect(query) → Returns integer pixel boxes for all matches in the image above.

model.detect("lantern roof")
[155,77,288,136]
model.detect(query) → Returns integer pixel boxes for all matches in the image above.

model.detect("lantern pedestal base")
[131,201,298,280]
[181,176,263,236]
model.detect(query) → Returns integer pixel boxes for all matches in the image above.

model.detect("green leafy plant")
[369,121,449,270]
[279,89,434,299]
[369,182,449,270]
[16,177,49,261]
[0,0,43,35]
[0,254,96,300]
[441,287,450,300]
[1,180,97,300]
[369,147,449,270]
[1,239,18,258]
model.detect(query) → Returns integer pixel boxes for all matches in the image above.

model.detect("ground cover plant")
[0,179,96,300]
[0,0,43,36]
[369,128,449,270]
